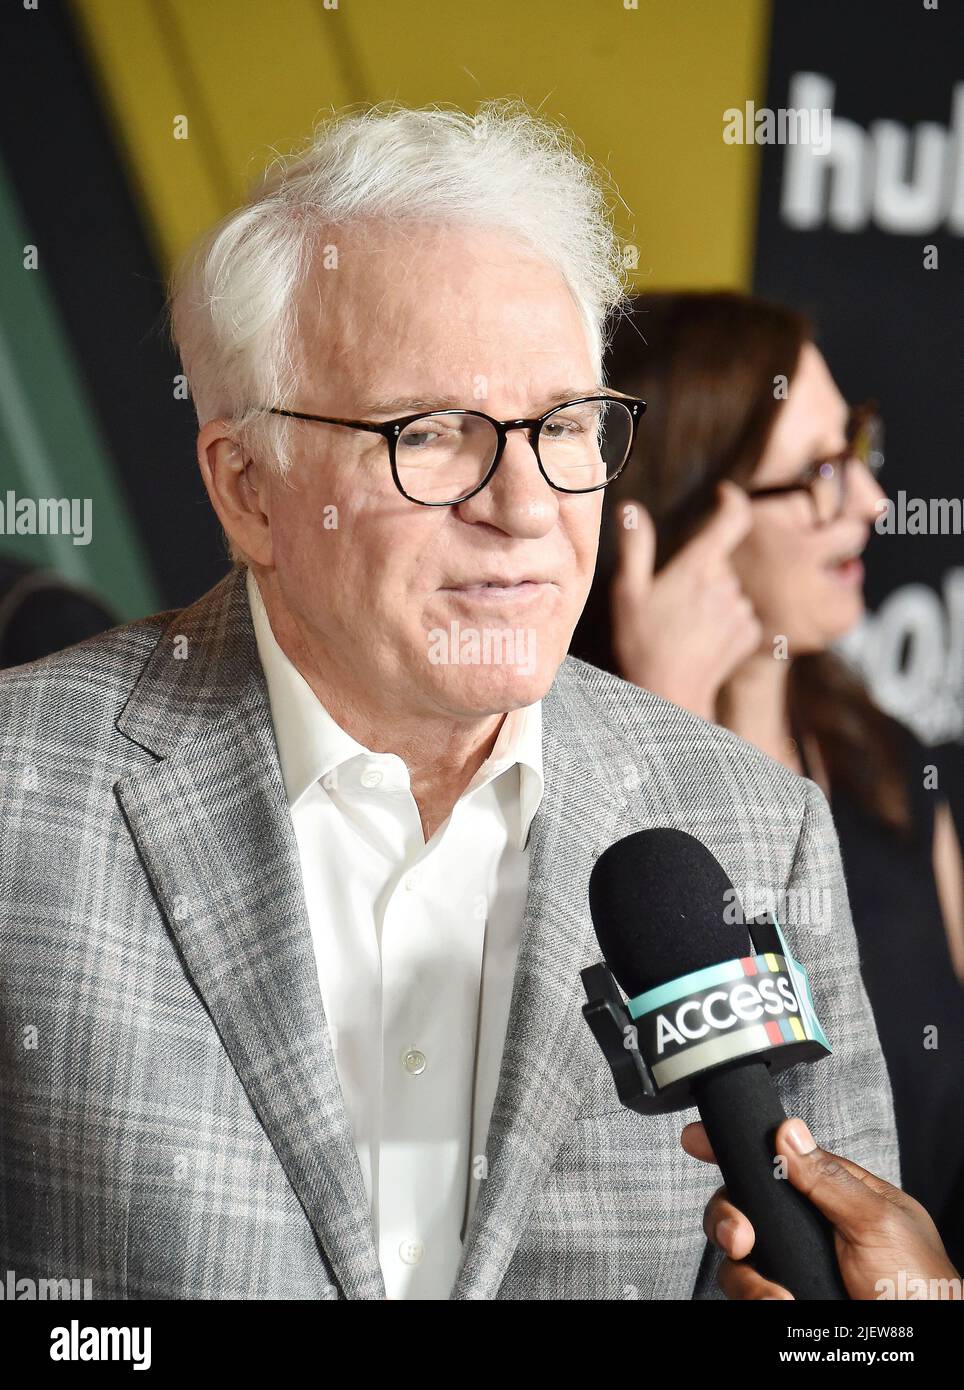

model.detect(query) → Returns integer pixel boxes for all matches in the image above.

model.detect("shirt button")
[399,1240,424,1266]
[360,767,383,789]
[403,871,419,891]
[403,1048,426,1075]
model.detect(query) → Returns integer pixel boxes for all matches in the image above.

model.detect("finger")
[718,1257,794,1301]
[612,499,657,603]
[676,480,753,567]
[775,1117,907,1238]
[703,1189,756,1260]
[681,1120,716,1164]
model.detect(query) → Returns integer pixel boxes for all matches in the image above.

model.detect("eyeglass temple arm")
[268,407,394,436]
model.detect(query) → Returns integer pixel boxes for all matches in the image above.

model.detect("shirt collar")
[246,568,544,850]
[465,694,544,851]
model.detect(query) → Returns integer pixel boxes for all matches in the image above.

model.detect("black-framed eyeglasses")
[264,392,646,506]
[746,401,885,525]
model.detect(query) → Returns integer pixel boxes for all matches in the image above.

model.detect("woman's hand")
[610,481,761,719]
[681,1115,960,1300]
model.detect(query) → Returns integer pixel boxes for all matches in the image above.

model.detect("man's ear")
[196,420,273,566]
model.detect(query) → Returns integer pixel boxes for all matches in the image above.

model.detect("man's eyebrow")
[357,386,603,418]
[357,394,462,416]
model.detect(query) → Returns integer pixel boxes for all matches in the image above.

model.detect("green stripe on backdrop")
[0,154,159,619]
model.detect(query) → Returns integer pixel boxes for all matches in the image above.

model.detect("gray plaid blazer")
[0,564,899,1300]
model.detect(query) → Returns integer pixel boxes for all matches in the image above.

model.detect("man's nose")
[455,429,559,534]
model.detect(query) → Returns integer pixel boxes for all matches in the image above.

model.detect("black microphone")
[586,826,847,1301]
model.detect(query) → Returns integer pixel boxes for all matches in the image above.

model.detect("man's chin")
[427,659,556,715]
[421,617,564,712]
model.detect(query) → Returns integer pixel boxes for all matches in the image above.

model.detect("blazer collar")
[116,564,263,757]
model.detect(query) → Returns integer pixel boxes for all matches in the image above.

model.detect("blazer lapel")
[451,659,656,1299]
[115,567,384,1300]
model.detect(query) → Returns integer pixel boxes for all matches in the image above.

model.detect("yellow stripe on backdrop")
[70,0,770,290]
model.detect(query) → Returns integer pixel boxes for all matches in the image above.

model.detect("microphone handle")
[692,1061,848,1300]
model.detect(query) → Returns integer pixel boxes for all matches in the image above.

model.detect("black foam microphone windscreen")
[590,826,744,992]
[588,826,848,1300]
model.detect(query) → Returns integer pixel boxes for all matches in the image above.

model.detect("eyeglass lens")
[810,411,885,522]
[394,399,634,504]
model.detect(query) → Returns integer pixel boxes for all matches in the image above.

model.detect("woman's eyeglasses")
[746,402,885,525]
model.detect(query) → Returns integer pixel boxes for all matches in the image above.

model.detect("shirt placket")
[375,793,488,1299]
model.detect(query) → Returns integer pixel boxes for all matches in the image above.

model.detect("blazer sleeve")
[692,775,902,1298]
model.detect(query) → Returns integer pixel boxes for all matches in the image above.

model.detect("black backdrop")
[752,0,963,748]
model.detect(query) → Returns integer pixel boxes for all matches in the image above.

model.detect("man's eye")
[543,406,600,440]
[399,421,459,449]
[543,418,583,440]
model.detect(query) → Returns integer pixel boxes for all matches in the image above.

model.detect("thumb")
[775,1118,903,1241]
[612,499,657,604]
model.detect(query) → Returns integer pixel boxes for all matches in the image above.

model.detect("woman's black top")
[805,722,964,1268]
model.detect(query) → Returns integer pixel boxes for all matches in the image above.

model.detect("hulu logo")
[781,71,964,234]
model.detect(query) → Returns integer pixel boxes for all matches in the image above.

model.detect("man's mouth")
[441,578,556,603]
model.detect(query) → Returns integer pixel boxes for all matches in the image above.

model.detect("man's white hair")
[168,99,630,490]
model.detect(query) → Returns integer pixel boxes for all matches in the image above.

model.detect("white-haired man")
[0,103,901,1300]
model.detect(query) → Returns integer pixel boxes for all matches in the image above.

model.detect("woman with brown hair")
[571,290,964,1266]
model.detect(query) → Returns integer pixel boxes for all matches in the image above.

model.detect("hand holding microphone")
[682,1115,960,1300]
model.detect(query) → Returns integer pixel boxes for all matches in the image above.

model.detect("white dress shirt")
[245,569,544,1299]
